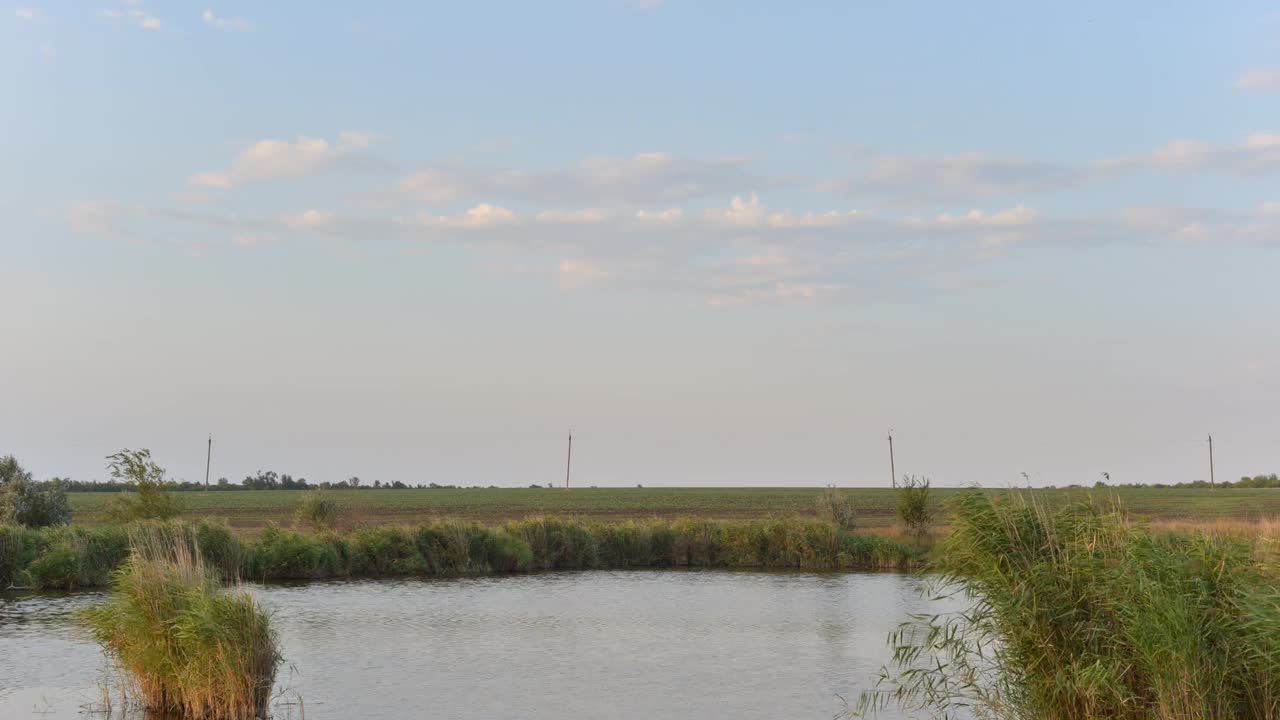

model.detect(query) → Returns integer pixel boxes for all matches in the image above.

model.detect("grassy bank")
[66,485,1280,531]
[1,516,921,590]
[860,492,1280,720]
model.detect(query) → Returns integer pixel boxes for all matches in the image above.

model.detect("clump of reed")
[78,525,280,720]
[858,491,1280,720]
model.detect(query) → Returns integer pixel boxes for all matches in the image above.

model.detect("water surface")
[1,570,942,719]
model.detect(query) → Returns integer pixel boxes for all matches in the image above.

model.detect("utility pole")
[205,434,212,490]
[1208,434,1215,489]
[565,430,573,490]
[888,430,896,489]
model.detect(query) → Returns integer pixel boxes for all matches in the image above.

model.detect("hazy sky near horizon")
[3,1,1279,488]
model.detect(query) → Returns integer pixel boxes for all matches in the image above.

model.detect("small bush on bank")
[817,485,857,531]
[294,490,343,530]
[897,475,933,540]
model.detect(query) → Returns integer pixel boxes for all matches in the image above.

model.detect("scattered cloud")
[902,206,1040,228]
[1234,67,1280,91]
[823,153,1080,204]
[703,194,863,229]
[193,132,372,188]
[1098,133,1280,177]
[535,208,611,224]
[15,7,35,20]
[418,203,516,229]
[201,8,253,32]
[98,1,162,30]
[628,0,665,10]
[375,152,772,207]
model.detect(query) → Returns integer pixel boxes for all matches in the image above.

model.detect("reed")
[78,526,281,720]
[5,516,921,589]
[858,491,1280,720]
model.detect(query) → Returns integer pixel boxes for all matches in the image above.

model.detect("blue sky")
[3,1,1279,487]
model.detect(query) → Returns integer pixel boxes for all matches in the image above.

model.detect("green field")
[67,486,1280,532]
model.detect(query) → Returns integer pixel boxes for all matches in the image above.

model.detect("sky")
[3,1,1279,488]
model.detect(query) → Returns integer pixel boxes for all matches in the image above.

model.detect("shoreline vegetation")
[857,493,1280,720]
[0,516,923,591]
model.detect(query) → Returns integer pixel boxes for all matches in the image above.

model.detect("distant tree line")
[54,471,514,492]
[1075,473,1280,490]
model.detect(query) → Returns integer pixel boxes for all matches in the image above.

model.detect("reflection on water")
[1,570,945,719]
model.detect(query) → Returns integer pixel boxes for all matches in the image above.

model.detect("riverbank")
[0,516,923,591]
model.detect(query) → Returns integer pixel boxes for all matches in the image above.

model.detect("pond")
[0,570,946,719]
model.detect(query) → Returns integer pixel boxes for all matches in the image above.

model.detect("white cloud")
[557,260,610,288]
[283,209,334,230]
[1235,67,1280,91]
[15,7,34,20]
[1259,201,1280,217]
[378,152,767,207]
[1101,133,1280,177]
[202,8,253,32]
[629,0,664,9]
[704,194,863,229]
[98,2,162,30]
[193,132,372,188]
[418,203,516,229]
[535,209,611,224]
[634,208,683,223]
[903,205,1041,228]
[824,153,1078,204]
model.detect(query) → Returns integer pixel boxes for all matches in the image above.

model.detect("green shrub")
[79,532,279,720]
[294,490,343,530]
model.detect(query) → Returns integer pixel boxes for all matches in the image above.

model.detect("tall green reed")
[78,525,280,720]
[858,491,1280,720]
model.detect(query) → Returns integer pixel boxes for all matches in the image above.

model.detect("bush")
[78,532,280,720]
[294,489,343,530]
[103,449,181,522]
[0,455,71,528]
[816,485,857,531]
[897,475,933,540]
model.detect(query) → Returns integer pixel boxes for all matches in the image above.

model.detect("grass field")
[66,486,1280,533]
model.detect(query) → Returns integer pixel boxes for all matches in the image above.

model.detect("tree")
[105,449,180,521]
[0,455,71,528]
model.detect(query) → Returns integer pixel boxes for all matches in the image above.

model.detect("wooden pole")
[888,430,896,489]
[565,430,573,490]
[1208,434,1215,489]
[205,434,212,490]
